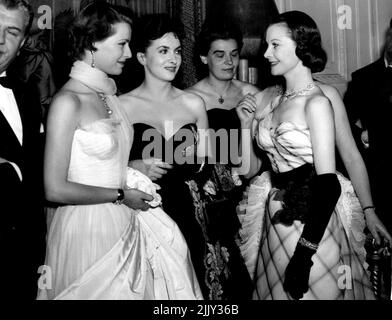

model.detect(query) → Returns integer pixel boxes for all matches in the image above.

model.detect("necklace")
[206,79,231,104]
[98,93,113,116]
[218,96,224,104]
[80,81,113,116]
[280,82,316,101]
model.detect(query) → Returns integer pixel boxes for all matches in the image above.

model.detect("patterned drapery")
[80,0,167,15]
[167,0,204,88]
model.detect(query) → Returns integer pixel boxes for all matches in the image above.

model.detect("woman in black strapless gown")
[186,18,262,299]
[129,122,209,297]
[121,14,243,300]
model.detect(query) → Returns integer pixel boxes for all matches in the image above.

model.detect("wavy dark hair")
[132,14,184,54]
[269,11,327,73]
[68,0,132,61]
[195,17,243,57]
[0,0,33,35]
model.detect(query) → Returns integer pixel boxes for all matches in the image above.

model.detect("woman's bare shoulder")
[316,82,341,100]
[232,79,260,95]
[179,89,205,107]
[50,88,82,112]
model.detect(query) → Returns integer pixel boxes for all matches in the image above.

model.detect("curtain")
[168,0,279,89]
[168,0,205,89]
[80,0,167,15]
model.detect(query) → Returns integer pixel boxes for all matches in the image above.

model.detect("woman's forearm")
[344,153,374,209]
[45,179,119,205]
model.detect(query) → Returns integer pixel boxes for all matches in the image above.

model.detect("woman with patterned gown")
[37,3,201,300]
[236,11,390,300]
[186,17,260,299]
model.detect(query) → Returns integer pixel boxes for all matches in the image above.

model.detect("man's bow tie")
[0,76,12,89]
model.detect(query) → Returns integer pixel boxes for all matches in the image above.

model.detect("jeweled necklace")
[207,79,231,104]
[280,82,316,102]
[98,92,113,116]
[81,82,113,116]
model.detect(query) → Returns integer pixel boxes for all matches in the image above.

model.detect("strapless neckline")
[207,108,236,113]
[77,118,119,131]
[268,121,309,134]
[132,122,196,141]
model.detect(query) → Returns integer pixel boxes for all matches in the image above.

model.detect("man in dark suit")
[344,19,392,235]
[0,0,45,299]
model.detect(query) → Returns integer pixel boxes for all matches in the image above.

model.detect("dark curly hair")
[132,14,184,54]
[195,17,243,57]
[68,0,133,61]
[269,11,327,73]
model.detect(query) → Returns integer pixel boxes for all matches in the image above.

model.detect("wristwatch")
[113,189,124,205]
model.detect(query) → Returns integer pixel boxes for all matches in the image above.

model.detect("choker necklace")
[207,80,231,104]
[280,83,316,101]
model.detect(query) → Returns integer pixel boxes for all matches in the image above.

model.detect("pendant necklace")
[207,79,231,104]
[80,82,113,116]
[218,95,225,104]
[98,93,113,116]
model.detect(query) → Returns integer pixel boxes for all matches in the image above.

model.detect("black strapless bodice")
[207,107,241,132]
[129,120,252,300]
[207,108,241,166]
[129,122,202,183]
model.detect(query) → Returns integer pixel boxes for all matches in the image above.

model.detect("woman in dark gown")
[121,14,251,300]
[186,17,261,299]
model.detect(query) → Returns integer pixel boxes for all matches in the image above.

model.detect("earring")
[90,50,95,68]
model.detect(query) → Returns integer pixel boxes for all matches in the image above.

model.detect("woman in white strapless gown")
[37,3,201,300]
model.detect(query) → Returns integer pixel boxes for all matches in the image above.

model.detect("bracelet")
[298,237,319,251]
[113,189,124,205]
[362,205,376,212]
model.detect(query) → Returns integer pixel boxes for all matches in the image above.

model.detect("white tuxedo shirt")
[0,71,23,180]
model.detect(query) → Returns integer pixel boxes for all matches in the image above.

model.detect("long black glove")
[283,173,341,299]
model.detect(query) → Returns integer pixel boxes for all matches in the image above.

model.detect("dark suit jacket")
[0,77,43,229]
[344,58,392,231]
[0,77,46,298]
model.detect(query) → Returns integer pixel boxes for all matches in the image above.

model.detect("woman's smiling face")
[140,32,182,81]
[92,22,132,75]
[264,23,301,76]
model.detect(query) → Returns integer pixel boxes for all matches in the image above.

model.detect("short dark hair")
[269,10,327,73]
[0,0,33,35]
[68,1,133,61]
[132,14,184,54]
[195,17,243,57]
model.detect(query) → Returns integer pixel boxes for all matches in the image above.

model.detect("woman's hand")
[123,188,153,211]
[236,93,257,128]
[365,208,392,246]
[361,129,369,149]
[129,158,173,181]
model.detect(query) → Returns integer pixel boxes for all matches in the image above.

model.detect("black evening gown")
[129,120,252,300]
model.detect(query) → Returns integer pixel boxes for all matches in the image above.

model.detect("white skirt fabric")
[38,172,203,300]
